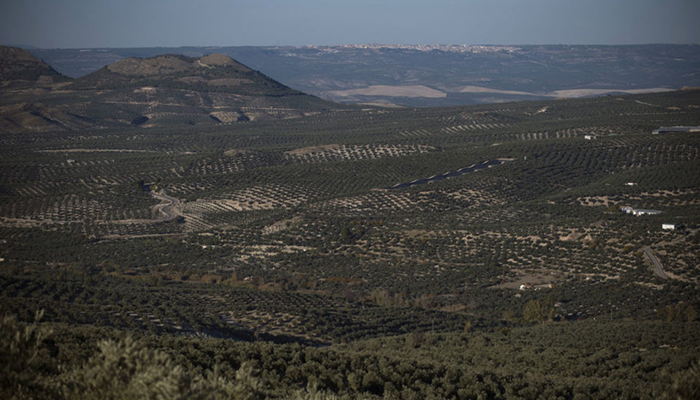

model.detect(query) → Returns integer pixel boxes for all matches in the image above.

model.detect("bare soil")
[330,85,447,98]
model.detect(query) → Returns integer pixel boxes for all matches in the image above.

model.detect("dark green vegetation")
[1,50,700,398]
[32,44,700,106]
[4,315,699,399]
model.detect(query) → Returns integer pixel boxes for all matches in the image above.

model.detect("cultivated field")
[2,89,699,399]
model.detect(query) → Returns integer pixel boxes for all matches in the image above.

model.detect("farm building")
[621,206,662,216]
[632,209,662,216]
[662,223,680,230]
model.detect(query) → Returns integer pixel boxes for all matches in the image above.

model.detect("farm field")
[2,87,700,399]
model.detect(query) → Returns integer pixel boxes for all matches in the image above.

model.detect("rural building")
[662,223,679,230]
[584,134,596,140]
[632,209,662,216]
[620,206,662,216]
[652,126,700,134]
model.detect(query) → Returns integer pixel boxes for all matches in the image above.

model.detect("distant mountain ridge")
[0,47,339,133]
[30,44,700,106]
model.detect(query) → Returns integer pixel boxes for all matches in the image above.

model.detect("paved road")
[151,192,180,221]
[384,158,513,190]
[643,246,668,280]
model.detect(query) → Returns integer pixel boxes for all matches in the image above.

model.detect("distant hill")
[0,49,340,133]
[70,53,297,97]
[31,44,700,107]
[0,46,70,87]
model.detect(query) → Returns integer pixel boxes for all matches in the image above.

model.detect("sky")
[1,0,699,49]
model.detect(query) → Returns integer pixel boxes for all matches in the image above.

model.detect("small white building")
[633,209,662,216]
[584,134,596,140]
[662,223,679,230]
[621,206,662,216]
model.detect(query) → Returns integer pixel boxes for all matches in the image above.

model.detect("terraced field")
[1,89,699,344]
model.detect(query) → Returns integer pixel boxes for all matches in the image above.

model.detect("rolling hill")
[0,46,70,87]
[0,48,342,133]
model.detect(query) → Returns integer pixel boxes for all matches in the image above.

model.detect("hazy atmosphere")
[2,0,699,48]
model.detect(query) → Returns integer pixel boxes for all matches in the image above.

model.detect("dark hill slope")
[0,46,70,87]
[70,53,298,97]
[0,52,341,133]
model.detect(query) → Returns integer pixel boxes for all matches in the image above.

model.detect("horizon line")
[5,42,700,51]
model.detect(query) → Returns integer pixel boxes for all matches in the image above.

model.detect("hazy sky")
[1,0,699,48]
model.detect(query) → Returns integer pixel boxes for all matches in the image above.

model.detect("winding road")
[151,191,181,221]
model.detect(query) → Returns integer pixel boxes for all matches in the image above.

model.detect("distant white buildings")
[652,126,700,134]
[662,223,680,230]
[584,134,596,140]
[621,206,662,216]
[330,43,521,54]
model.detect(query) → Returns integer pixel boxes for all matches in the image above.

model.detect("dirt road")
[643,246,668,280]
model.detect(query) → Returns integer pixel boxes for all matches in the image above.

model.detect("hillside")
[0,46,69,87]
[70,53,292,96]
[0,49,341,133]
[1,86,699,398]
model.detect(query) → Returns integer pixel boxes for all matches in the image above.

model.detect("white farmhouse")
[662,223,679,230]
[621,206,662,216]
[632,209,662,216]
